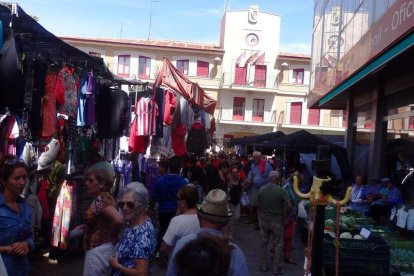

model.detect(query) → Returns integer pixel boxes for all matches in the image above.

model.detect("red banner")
[153,58,216,114]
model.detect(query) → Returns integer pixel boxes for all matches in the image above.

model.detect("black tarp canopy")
[228,131,286,147]
[0,3,112,78]
[261,130,351,181]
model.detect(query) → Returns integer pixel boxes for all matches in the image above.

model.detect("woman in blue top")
[109,182,156,275]
[0,155,34,276]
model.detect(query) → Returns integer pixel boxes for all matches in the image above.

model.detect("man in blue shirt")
[166,189,249,276]
[152,156,187,251]
[244,151,273,225]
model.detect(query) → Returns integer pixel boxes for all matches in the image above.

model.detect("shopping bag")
[240,191,249,207]
[0,254,8,276]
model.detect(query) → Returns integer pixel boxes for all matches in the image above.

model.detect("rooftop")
[60,36,224,53]
[278,52,311,59]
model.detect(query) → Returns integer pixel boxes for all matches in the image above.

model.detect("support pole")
[311,145,331,276]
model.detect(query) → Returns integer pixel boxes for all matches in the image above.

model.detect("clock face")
[328,35,343,48]
[246,33,259,46]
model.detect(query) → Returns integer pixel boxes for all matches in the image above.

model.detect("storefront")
[310,0,414,188]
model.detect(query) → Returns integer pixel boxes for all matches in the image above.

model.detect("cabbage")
[325,219,335,228]
[340,232,352,239]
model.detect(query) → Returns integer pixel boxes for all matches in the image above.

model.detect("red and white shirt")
[135,97,159,136]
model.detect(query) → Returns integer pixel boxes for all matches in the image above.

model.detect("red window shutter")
[293,68,304,84]
[290,102,302,124]
[197,61,209,77]
[254,65,266,88]
[252,99,264,122]
[233,97,245,120]
[234,66,247,85]
[342,110,347,127]
[138,56,151,79]
[308,109,320,126]
[409,117,414,130]
[117,55,130,77]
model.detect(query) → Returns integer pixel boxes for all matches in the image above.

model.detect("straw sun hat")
[197,189,233,223]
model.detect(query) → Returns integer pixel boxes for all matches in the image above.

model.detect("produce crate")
[323,234,390,275]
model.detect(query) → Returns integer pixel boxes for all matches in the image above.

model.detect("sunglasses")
[117,201,136,209]
[4,158,25,166]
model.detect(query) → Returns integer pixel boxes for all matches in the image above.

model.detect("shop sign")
[310,0,414,107]
[239,125,255,132]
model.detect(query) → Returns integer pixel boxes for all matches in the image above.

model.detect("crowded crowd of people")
[1,144,409,275]
[0,148,313,275]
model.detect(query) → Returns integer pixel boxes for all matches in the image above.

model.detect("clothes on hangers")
[51,180,77,249]
[135,96,159,136]
[163,89,177,125]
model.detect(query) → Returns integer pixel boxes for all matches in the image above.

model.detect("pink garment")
[128,118,150,154]
[172,123,186,156]
[37,178,50,220]
[163,90,176,125]
[51,180,76,249]
[41,72,58,138]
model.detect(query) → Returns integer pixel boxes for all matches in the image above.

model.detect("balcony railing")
[218,107,277,124]
[109,64,222,86]
[221,72,279,89]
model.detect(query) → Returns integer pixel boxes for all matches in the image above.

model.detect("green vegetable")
[325,219,335,229]
[339,232,352,239]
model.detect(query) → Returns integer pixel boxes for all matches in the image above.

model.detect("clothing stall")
[128,57,217,194]
[0,3,130,256]
[0,3,218,258]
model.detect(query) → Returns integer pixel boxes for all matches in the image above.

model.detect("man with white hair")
[258,170,292,274]
[243,151,273,225]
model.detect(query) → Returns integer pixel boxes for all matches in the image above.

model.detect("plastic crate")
[323,234,390,275]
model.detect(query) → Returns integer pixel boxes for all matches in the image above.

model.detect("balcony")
[220,72,279,90]
[277,110,346,130]
[218,107,277,125]
[109,64,222,87]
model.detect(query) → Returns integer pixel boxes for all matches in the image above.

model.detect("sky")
[15,0,314,54]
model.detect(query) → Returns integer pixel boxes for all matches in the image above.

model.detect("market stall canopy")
[228,131,286,147]
[386,138,414,155]
[262,129,351,181]
[153,57,216,114]
[0,3,113,79]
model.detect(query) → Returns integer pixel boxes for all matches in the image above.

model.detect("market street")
[30,218,305,275]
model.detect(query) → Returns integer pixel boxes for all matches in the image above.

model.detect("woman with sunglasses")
[0,155,33,276]
[109,182,156,276]
[82,169,123,276]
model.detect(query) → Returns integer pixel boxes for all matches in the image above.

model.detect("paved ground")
[29,219,306,276]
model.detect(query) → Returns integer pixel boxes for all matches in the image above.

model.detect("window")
[196,60,209,77]
[290,102,302,124]
[252,99,265,122]
[138,56,151,79]
[293,68,304,84]
[117,55,130,77]
[254,65,266,88]
[233,97,245,120]
[234,66,247,85]
[89,51,101,58]
[177,59,189,75]
[308,109,320,126]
